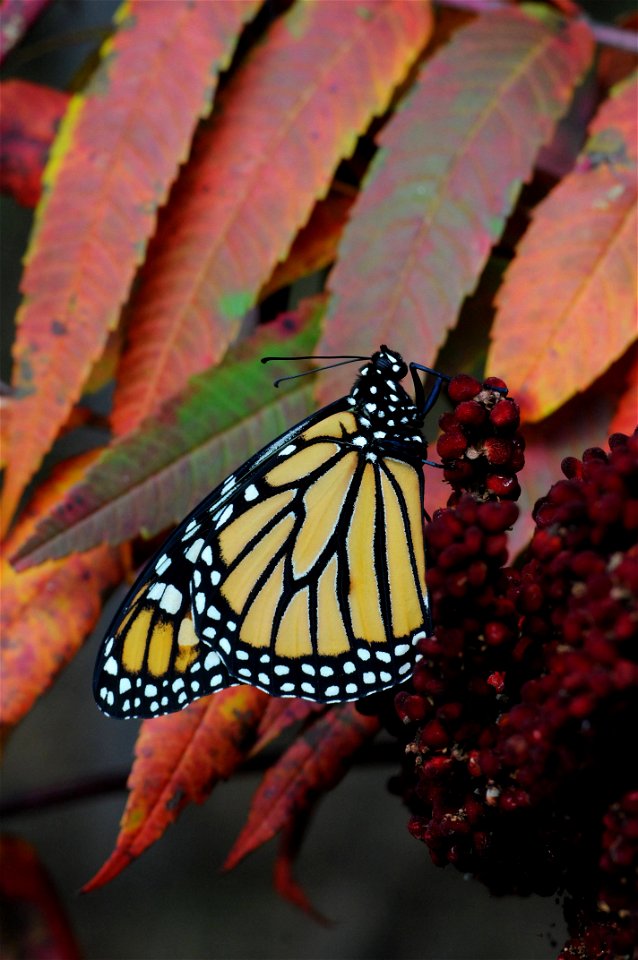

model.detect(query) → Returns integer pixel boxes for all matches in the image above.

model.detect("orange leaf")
[224,704,380,871]
[488,73,638,421]
[0,835,81,960]
[0,80,68,207]
[1,0,258,530]
[318,6,594,397]
[261,189,356,300]
[83,686,269,891]
[1,452,123,731]
[0,548,121,732]
[110,0,433,436]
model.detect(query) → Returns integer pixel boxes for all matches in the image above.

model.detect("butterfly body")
[95,347,434,719]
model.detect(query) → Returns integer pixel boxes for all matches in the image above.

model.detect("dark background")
[1,2,632,957]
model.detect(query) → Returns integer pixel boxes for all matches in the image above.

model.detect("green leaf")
[12,302,323,569]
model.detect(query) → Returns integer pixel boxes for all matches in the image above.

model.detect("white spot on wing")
[147,582,166,601]
[160,585,182,615]
[104,657,118,676]
[201,546,213,566]
[155,554,171,575]
[244,484,259,501]
[214,504,233,529]
[185,538,204,562]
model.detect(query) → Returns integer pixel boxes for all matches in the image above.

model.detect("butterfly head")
[346,345,426,454]
[369,345,409,381]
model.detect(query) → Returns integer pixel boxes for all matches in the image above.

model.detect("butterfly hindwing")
[93,555,238,718]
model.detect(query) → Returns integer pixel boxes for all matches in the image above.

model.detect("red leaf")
[0,835,81,960]
[1,0,258,530]
[224,704,380,870]
[0,80,68,207]
[488,73,637,421]
[597,13,638,93]
[274,816,330,925]
[318,6,594,396]
[110,0,433,436]
[609,349,638,436]
[252,699,326,755]
[510,351,634,556]
[83,686,269,891]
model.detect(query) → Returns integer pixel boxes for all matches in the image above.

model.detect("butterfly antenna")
[269,356,367,388]
[261,354,367,364]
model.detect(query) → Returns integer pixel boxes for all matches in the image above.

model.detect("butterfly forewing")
[94,401,349,718]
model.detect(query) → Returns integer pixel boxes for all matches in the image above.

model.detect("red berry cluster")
[396,430,638,958]
[437,374,524,503]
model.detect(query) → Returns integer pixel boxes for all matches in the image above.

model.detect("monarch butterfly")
[95,346,450,719]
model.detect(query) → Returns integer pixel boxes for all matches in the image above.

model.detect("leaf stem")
[437,0,638,53]
[0,742,403,818]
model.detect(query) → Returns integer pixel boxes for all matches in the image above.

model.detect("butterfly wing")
[94,400,347,718]
[191,405,430,702]
[95,394,430,717]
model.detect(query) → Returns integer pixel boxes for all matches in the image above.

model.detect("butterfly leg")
[409,363,451,417]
